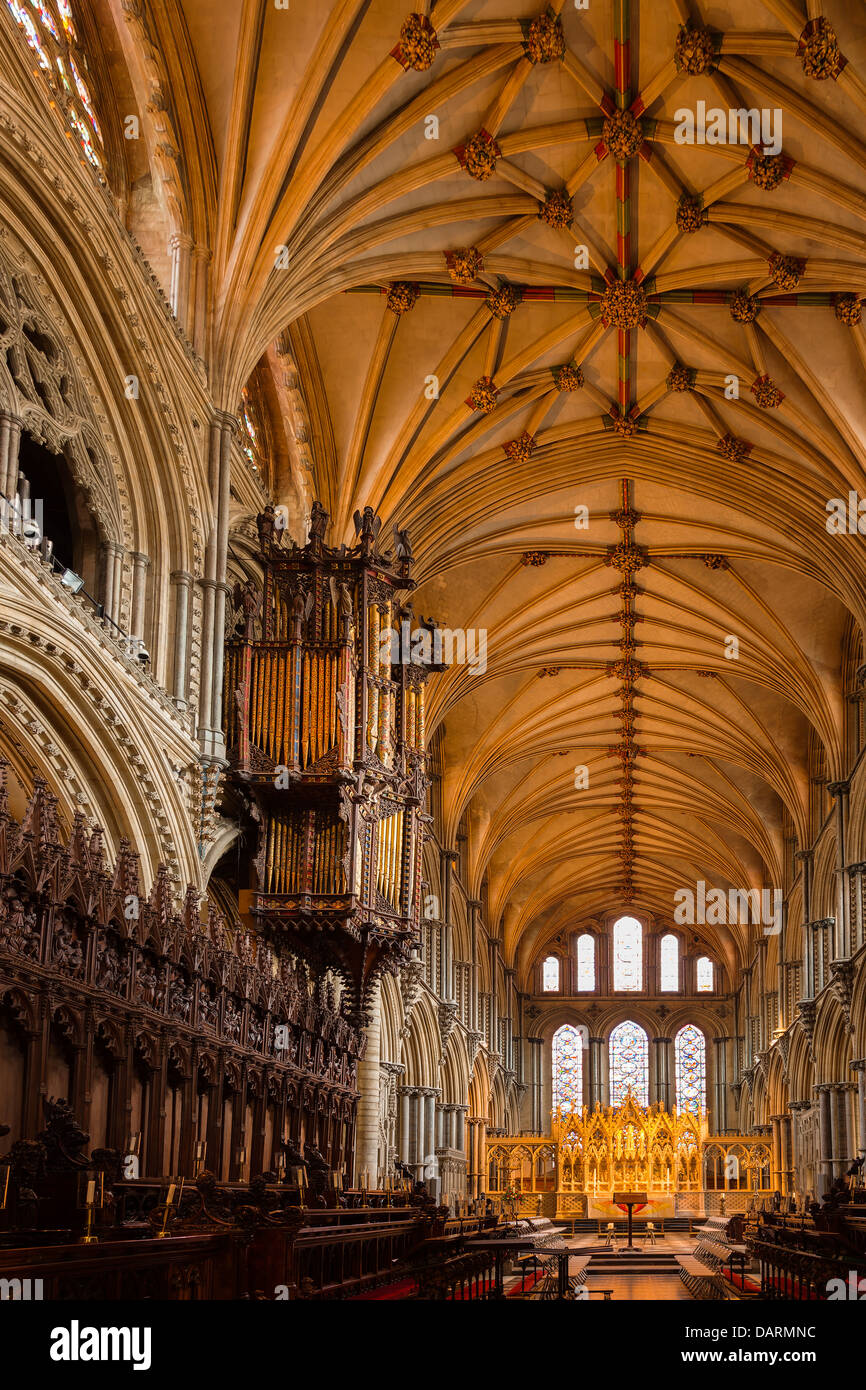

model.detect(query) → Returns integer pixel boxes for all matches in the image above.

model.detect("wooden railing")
[0,1232,248,1300]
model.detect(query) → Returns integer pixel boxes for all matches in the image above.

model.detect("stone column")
[829,1084,846,1179]
[412,1090,423,1175]
[466,1117,475,1195]
[101,541,124,626]
[425,1089,438,1165]
[589,1036,606,1108]
[843,1083,858,1174]
[713,1037,728,1131]
[653,1036,672,1109]
[170,570,193,707]
[848,864,865,954]
[169,232,194,331]
[353,981,381,1186]
[827,781,850,960]
[129,551,150,644]
[788,1100,809,1201]
[440,918,453,1000]
[0,411,22,498]
[770,1115,783,1193]
[852,1059,866,1159]
[399,1088,410,1164]
[815,1084,833,1194]
[488,935,498,1055]
[455,1105,466,1158]
[191,244,211,358]
[528,1037,543,1132]
[198,411,234,758]
[796,850,814,997]
[469,900,481,1032]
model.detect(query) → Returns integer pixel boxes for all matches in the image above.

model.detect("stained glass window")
[675,1024,706,1114]
[240,389,261,470]
[34,2,59,40]
[609,1020,648,1105]
[552,1024,583,1112]
[7,1,51,68]
[542,955,560,992]
[70,56,100,140]
[5,1,103,167]
[57,0,75,40]
[660,933,679,991]
[576,934,595,990]
[612,915,642,991]
[696,956,713,992]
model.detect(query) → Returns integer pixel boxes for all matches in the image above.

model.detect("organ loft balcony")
[223,503,440,986]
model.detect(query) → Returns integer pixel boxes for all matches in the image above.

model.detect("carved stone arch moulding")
[0,228,127,546]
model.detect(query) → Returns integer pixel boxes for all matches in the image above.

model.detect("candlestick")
[158,1177,184,1238]
[79,1203,97,1245]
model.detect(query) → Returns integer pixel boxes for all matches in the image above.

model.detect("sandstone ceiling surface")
[179,0,866,982]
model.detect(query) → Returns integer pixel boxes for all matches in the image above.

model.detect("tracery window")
[675,1025,706,1115]
[696,956,714,992]
[240,389,261,471]
[659,933,679,991]
[612,915,642,991]
[609,1020,648,1106]
[5,1,103,168]
[552,1024,583,1113]
[541,955,560,992]
[576,933,595,991]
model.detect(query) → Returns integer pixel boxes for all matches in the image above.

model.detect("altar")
[586,1191,676,1221]
[485,1095,773,1220]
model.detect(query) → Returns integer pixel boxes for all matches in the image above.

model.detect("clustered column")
[397,1084,441,1183]
[466,1115,487,1198]
[769,1113,794,1195]
[129,551,150,645]
[827,780,850,959]
[787,1100,811,1200]
[713,1036,729,1131]
[652,1035,672,1108]
[198,410,234,757]
[527,1036,543,1132]
[829,1081,858,1179]
[815,1083,833,1194]
[0,411,22,498]
[588,1036,606,1109]
[853,1059,866,1162]
[170,570,193,707]
[101,540,124,627]
[439,848,458,1000]
[353,981,381,1186]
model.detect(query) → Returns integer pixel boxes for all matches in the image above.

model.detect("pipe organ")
[224,502,439,1017]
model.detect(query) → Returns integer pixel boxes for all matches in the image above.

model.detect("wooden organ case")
[224,503,438,1022]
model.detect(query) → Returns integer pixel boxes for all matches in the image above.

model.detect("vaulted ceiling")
[175,0,866,983]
